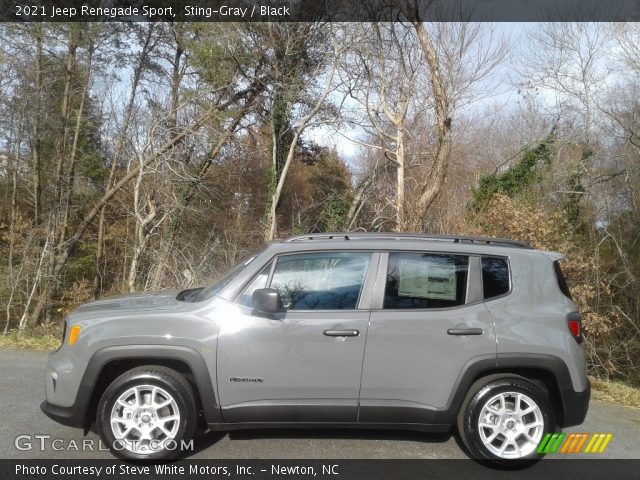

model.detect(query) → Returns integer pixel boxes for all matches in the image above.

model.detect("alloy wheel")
[477,391,544,459]
[110,384,181,454]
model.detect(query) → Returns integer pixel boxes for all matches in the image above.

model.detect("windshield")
[194,249,263,302]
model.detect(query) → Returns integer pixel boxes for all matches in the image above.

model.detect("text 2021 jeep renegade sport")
[41,233,590,464]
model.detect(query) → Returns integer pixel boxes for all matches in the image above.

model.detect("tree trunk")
[169,24,184,136]
[395,129,405,231]
[94,24,156,297]
[31,27,43,225]
[128,156,159,292]
[266,127,303,240]
[346,163,385,230]
[4,147,18,334]
[265,57,338,240]
[58,42,93,248]
[18,234,49,331]
[34,25,79,325]
[403,13,452,228]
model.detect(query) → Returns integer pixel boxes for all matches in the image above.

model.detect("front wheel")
[457,376,556,466]
[96,366,197,460]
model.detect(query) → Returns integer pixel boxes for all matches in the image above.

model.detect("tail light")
[567,312,582,344]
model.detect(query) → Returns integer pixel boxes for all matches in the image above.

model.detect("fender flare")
[82,345,222,425]
[443,353,588,427]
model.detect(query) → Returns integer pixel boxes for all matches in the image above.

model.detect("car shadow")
[185,426,472,458]
[189,429,538,470]
[89,420,473,460]
[186,430,227,456]
[88,422,539,468]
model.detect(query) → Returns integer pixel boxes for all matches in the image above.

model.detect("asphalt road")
[1,348,639,460]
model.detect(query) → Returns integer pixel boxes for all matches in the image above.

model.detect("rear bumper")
[559,378,590,427]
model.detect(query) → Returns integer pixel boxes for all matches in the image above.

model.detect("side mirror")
[252,288,281,314]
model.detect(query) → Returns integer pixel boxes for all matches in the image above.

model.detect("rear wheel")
[457,375,555,466]
[96,366,197,460]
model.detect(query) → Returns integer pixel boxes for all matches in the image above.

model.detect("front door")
[217,251,377,423]
[359,251,497,423]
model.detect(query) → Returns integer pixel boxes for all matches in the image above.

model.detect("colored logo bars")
[537,433,612,454]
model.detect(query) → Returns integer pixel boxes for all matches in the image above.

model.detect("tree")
[517,22,611,226]
[148,23,270,287]
[256,23,339,240]
[93,23,159,296]
[341,23,425,231]
[343,14,507,231]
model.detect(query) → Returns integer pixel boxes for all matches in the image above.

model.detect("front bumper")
[559,378,590,427]
[40,399,86,428]
[42,358,94,430]
[42,340,93,429]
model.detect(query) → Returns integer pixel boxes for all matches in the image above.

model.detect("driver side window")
[269,252,371,310]
[237,263,272,308]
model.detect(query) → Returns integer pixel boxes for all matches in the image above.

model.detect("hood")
[70,291,183,317]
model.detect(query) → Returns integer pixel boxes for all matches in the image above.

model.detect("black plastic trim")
[496,353,589,427]
[43,345,222,430]
[208,421,450,433]
[221,400,357,423]
[41,395,90,428]
[358,400,441,424]
[284,232,533,249]
[560,377,591,427]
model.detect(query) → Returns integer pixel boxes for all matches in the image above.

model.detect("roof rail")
[283,232,533,249]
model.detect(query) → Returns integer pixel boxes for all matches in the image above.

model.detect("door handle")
[447,328,483,336]
[323,329,359,337]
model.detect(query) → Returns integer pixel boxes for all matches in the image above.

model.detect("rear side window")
[554,260,572,299]
[384,253,468,309]
[481,256,510,299]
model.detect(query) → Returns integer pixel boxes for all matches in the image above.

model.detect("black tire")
[457,375,556,467]
[96,366,197,460]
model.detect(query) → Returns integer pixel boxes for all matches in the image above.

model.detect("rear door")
[359,251,496,423]
[217,251,379,423]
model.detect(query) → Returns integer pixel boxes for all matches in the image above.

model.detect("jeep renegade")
[41,233,590,464]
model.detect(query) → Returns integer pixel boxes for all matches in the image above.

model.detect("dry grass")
[0,324,63,351]
[589,375,640,409]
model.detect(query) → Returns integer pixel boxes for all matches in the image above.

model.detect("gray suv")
[41,233,590,464]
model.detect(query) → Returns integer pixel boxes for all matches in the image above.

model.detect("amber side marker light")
[68,325,81,345]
